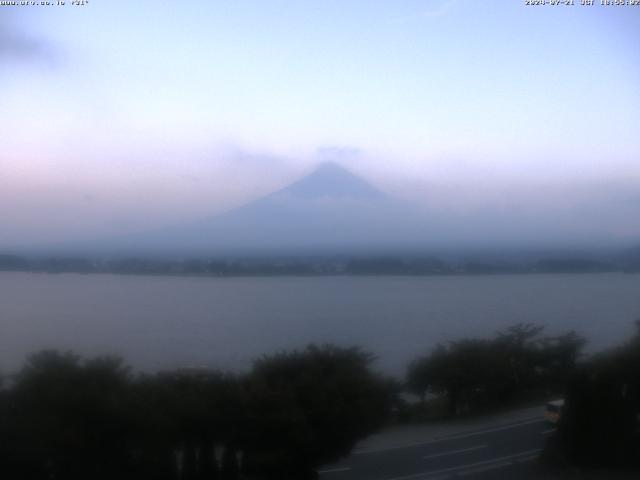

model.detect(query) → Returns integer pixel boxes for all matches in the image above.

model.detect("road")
[318,408,555,480]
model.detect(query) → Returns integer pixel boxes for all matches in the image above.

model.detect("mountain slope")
[113,162,427,255]
[273,161,386,200]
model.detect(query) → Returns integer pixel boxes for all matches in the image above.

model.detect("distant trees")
[406,324,585,416]
[345,257,449,275]
[0,345,392,480]
[2,252,637,275]
[534,258,611,273]
[0,254,28,270]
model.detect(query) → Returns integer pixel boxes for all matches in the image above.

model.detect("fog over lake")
[1,272,639,376]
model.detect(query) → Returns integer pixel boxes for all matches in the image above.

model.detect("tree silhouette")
[242,345,393,479]
[556,321,640,468]
[0,344,391,479]
[6,351,132,479]
[406,324,585,416]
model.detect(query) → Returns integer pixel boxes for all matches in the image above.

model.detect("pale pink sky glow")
[1,1,639,247]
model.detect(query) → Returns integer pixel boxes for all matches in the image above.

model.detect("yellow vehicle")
[544,399,565,424]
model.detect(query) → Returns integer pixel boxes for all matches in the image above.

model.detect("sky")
[1,0,639,248]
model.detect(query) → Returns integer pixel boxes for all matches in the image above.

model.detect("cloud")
[420,0,457,18]
[316,146,362,160]
[0,18,53,63]
[392,1,457,25]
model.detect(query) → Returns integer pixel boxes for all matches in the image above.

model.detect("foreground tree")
[406,324,585,416]
[128,369,244,480]
[242,345,393,479]
[554,321,640,469]
[5,351,133,480]
[0,344,393,479]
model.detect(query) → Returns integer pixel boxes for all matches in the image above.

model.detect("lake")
[1,272,639,376]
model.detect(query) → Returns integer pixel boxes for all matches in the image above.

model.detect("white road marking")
[355,417,543,455]
[542,428,556,435]
[458,461,512,476]
[381,448,542,480]
[423,444,487,460]
[515,454,540,463]
[433,418,545,442]
[318,466,352,474]
[354,439,446,455]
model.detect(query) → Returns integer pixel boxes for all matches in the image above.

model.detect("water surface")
[1,272,638,375]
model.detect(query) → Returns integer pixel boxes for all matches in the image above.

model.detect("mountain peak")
[276,162,386,200]
[313,161,352,174]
